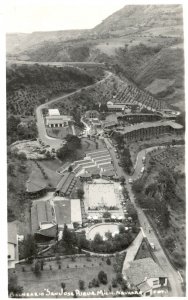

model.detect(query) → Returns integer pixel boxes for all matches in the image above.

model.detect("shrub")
[61,282,66,290]
[112,278,118,288]
[88,282,93,288]
[106,258,111,265]
[92,278,100,287]
[98,271,108,285]
[79,280,85,291]
[33,261,41,277]
[116,272,123,284]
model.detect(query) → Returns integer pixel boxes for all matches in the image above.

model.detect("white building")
[48,109,60,116]
[46,109,72,127]
[8,223,19,269]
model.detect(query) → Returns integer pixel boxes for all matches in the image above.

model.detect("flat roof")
[46,115,72,122]
[116,121,183,134]
[31,201,54,233]
[71,199,82,223]
[93,155,111,162]
[48,109,60,116]
[86,149,108,156]
[54,200,71,225]
[88,150,109,158]
[107,104,125,108]
[102,170,115,176]
[97,158,112,165]
[85,166,100,174]
[8,222,17,244]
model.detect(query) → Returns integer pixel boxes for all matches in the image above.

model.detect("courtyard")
[83,179,124,217]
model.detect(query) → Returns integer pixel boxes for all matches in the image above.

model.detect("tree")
[92,278,100,287]
[77,189,84,200]
[116,272,123,284]
[79,280,85,290]
[61,282,66,290]
[103,211,111,219]
[21,234,38,262]
[33,261,41,277]
[120,176,125,185]
[132,180,143,193]
[93,233,103,244]
[105,231,113,240]
[8,163,15,176]
[62,224,75,251]
[98,271,108,284]
[118,224,126,234]
[18,152,27,161]
[106,258,111,265]
[68,165,73,172]
[112,278,118,288]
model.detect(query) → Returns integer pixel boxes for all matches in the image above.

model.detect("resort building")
[107,101,126,112]
[46,109,72,128]
[113,121,183,142]
[72,149,114,177]
[8,223,19,269]
[31,200,57,240]
[85,110,100,119]
[55,172,76,197]
[117,113,162,124]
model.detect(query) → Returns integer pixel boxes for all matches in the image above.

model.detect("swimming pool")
[87,223,120,240]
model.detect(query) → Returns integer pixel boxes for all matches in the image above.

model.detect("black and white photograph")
[4,0,186,298]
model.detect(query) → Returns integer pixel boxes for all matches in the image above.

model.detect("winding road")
[36,70,112,150]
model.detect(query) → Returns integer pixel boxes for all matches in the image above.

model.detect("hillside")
[93,5,183,37]
[48,73,166,119]
[6,30,88,56]
[6,64,96,116]
[112,44,184,111]
[6,5,184,111]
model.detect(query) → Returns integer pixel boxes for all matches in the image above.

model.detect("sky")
[5,0,185,33]
[5,0,128,33]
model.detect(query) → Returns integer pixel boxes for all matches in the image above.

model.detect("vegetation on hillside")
[7,64,95,116]
[132,163,185,270]
[7,115,37,145]
[7,151,31,223]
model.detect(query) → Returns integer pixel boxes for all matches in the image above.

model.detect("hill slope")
[6,64,96,116]
[93,4,183,37]
[6,5,184,111]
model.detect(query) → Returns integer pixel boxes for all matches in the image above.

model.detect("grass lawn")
[37,160,62,188]
[46,127,73,139]
[16,256,120,295]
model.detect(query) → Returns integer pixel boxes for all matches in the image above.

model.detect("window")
[8,255,11,259]
[145,291,151,296]
[153,280,159,286]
